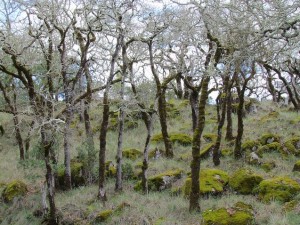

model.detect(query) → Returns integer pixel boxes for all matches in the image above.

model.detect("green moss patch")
[257,142,282,157]
[260,133,280,145]
[292,160,300,172]
[123,148,142,160]
[241,140,260,152]
[57,160,85,189]
[261,161,276,172]
[229,169,263,194]
[283,137,300,155]
[135,169,183,192]
[202,202,254,225]
[183,169,229,197]
[1,180,28,203]
[255,177,300,203]
[151,133,192,146]
[203,133,217,143]
[200,144,215,159]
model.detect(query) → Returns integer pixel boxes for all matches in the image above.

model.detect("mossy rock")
[151,133,192,146]
[202,202,254,225]
[200,144,215,159]
[257,142,282,157]
[183,169,229,197]
[255,177,300,203]
[57,160,85,189]
[1,180,28,203]
[292,160,300,172]
[260,133,280,145]
[94,210,113,222]
[203,133,217,143]
[123,148,142,160]
[283,137,300,155]
[134,169,183,192]
[229,169,263,194]
[261,161,276,172]
[241,140,260,152]
[221,148,233,157]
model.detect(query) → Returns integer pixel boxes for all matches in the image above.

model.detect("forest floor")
[0,100,300,225]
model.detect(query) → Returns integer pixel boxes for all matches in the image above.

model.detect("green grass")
[1,102,300,224]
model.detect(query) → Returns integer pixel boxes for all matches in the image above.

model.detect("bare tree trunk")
[234,84,244,159]
[98,29,123,202]
[213,75,229,166]
[41,126,58,225]
[189,76,210,212]
[176,76,183,99]
[141,112,154,194]
[225,86,234,141]
[158,89,174,158]
[190,90,199,132]
[63,86,72,190]
[115,62,126,192]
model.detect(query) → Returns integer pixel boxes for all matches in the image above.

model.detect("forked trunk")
[189,77,210,212]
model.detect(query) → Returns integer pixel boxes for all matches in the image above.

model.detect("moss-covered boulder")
[260,133,280,145]
[135,169,183,191]
[257,142,282,157]
[200,144,215,159]
[241,140,260,152]
[261,161,276,172]
[94,210,113,222]
[203,133,217,143]
[283,137,300,155]
[292,160,300,172]
[183,169,229,197]
[255,177,300,203]
[2,180,28,203]
[57,160,85,189]
[202,202,254,225]
[123,148,142,160]
[151,133,192,146]
[229,169,263,194]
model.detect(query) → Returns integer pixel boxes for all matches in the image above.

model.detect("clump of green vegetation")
[203,133,217,143]
[202,202,254,225]
[260,111,280,123]
[241,140,260,152]
[183,169,229,197]
[123,148,142,160]
[221,148,233,157]
[261,161,276,172]
[292,160,300,172]
[229,169,263,194]
[151,133,192,146]
[260,133,280,145]
[283,200,298,212]
[255,177,300,203]
[257,142,282,157]
[105,161,116,178]
[57,160,85,189]
[135,169,183,192]
[200,143,215,159]
[283,137,300,155]
[1,180,28,203]
[94,209,114,222]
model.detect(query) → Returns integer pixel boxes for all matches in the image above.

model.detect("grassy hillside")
[0,100,300,225]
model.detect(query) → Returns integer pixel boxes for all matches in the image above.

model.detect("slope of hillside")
[0,100,300,225]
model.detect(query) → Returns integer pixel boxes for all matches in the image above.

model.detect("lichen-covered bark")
[189,76,210,212]
[213,75,229,166]
[158,89,174,158]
